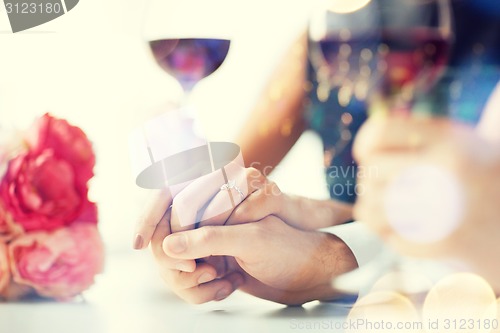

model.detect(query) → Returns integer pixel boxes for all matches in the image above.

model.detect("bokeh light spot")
[371,270,434,304]
[423,273,497,333]
[383,164,465,243]
[347,291,420,333]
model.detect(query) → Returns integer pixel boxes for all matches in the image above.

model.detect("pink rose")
[26,113,95,190]
[0,113,97,232]
[9,224,104,300]
[0,151,97,232]
[0,241,10,293]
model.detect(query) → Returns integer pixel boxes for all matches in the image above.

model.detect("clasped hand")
[134,166,357,305]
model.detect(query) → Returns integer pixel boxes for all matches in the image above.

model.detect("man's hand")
[136,166,358,304]
[353,115,500,292]
[152,214,357,305]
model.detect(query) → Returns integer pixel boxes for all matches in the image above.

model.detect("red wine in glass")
[149,38,231,92]
[380,28,449,96]
[319,27,450,103]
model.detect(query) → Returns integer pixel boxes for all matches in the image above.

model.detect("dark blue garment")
[305,72,367,204]
[306,1,500,203]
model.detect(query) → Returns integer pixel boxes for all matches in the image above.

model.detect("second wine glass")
[308,0,453,295]
[309,0,452,115]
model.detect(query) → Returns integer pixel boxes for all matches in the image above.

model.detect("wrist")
[278,195,355,230]
[275,194,318,230]
[307,232,359,299]
[276,192,293,221]
[281,231,359,305]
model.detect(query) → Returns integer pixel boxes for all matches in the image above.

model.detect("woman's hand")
[134,166,353,251]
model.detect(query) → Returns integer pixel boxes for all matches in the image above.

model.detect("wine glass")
[142,0,233,119]
[309,0,452,113]
[308,0,453,295]
[134,0,234,190]
[131,0,247,228]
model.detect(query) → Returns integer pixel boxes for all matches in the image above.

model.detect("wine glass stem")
[181,89,216,173]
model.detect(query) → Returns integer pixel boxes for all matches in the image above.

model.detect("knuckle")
[246,167,260,176]
[251,191,269,206]
[267,181,281,196]
[246,167,265,182]
[198,226,218,244]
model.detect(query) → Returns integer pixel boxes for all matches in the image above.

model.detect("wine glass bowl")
[309,1,381,104]
[148,38,230,93]
[142,0,233,95]
[309,0,453,113]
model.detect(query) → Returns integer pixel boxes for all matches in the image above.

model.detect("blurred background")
[0,0,329,253]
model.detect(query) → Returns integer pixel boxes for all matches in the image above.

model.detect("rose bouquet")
[0,113,104,301]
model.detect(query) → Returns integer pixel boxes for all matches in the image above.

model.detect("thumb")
[162,224,255,260]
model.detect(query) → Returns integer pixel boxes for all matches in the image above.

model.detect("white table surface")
[0,251,354,333]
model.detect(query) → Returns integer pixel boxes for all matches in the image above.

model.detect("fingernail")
[175,261,193,272]
[215,288,231,301]
[197,273,214,284]
[167,234,187,254]
[133,234,144,250]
